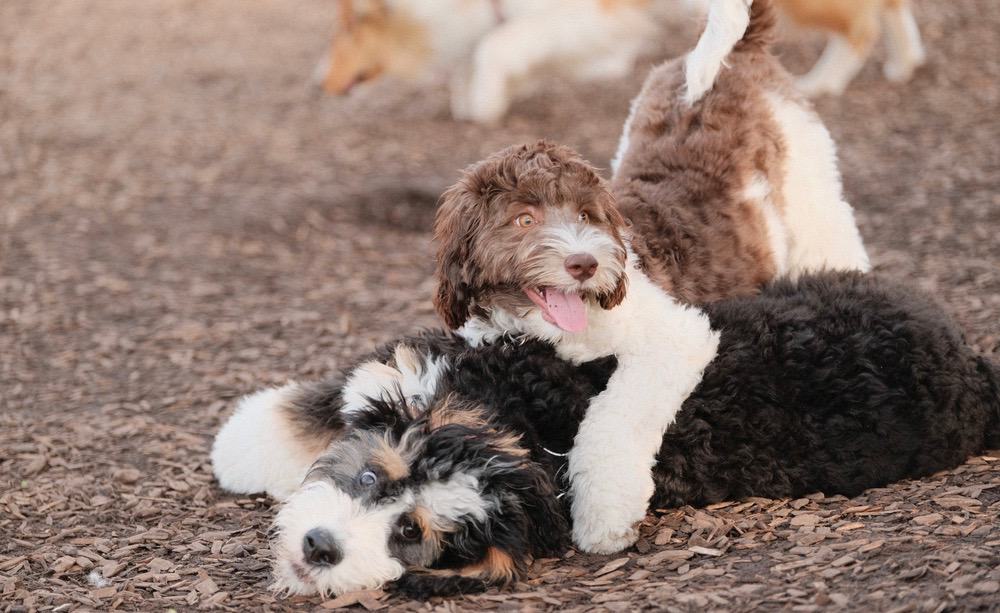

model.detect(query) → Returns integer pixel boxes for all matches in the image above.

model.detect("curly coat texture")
[611,0,794,302]
[256,272,999,598]
[428,272,1000,510]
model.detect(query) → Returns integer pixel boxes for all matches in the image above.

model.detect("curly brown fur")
[610,0,868,303]
[433,141,629,329]
[612,0,795,303]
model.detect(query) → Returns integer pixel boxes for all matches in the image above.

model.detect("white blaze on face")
[272,481,409,596]
[519,215,627,333]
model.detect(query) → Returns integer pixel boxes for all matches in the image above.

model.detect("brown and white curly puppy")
[612,0,870,304]
[435,141,720,555]
[432,0,869,555]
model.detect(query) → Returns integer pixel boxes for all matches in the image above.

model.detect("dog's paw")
[567,455,652,554]
[883,55,924,83]
[571,515,641,555]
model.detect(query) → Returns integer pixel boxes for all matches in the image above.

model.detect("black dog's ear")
[500,459,572,558]
[433,183,480,330]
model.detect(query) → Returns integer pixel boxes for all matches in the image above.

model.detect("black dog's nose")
[302,528,343,566]
[565,253,598,282]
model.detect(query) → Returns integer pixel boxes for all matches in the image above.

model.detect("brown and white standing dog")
[613,0,871,303]
[435,0,869,554]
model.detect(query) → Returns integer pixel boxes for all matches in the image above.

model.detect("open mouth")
[523,287,588,332]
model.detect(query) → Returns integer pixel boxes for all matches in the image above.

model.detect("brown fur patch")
[391,344,422,374]
[776,0,883,50]
[599,0,650,12]
[282,388,339,457]
[426,396,529,457]
[610,0,797,305]
[411,506,444,552]
[427,396,490,431]
[460,547,518,583]
[371,435,410,481]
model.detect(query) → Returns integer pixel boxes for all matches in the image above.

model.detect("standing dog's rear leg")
[766,92,870,274]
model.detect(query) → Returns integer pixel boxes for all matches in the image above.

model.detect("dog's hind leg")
[211,383,341,500]
[793,0,879,97]
[881,0,926,83]
[765,91,871,274]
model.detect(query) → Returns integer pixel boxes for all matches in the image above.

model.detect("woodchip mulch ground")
[2,1,998,611]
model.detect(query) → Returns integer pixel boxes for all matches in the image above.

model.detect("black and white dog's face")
[271,396,568,597]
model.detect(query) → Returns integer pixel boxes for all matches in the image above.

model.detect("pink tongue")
[541,289,587,332]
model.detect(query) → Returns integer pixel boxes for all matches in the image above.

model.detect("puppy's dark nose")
[302,528,343,566]
[565,253,598,282]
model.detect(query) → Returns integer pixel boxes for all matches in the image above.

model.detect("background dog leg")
[796,34,871,96]
[881,0,926,82]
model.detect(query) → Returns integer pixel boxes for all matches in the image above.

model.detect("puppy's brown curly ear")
[433,184,477,329]
[597,194,630,311]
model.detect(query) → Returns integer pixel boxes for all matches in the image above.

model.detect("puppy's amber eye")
[578,211,589,223]
[514,213,537,228]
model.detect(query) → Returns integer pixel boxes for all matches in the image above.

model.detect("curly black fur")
[284,272,999,597]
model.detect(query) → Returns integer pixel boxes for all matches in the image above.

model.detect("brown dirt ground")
[2,0,999,611]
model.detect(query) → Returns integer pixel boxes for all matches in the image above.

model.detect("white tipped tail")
[683,0,753,105]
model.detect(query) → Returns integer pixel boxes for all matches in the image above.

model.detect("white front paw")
[571,510,641,554]
[568,455,653,554]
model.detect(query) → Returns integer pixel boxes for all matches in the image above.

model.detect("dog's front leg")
[566,284,718,554]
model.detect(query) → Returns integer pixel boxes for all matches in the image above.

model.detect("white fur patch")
[683,0,752,105]
[272,481,408,596]
[764,92,870,274]
[610,90,643,178]
[212,384,322,500]
[417,472,491,528]
[744,173,790,276]
[342,349,449,416]
[529,221,627,291]
[562,260,719,553]
[450,0,656,122]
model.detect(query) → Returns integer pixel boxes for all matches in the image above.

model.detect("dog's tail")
[683,0,776,105]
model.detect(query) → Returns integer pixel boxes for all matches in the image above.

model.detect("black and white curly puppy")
[212,272,1000,598]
